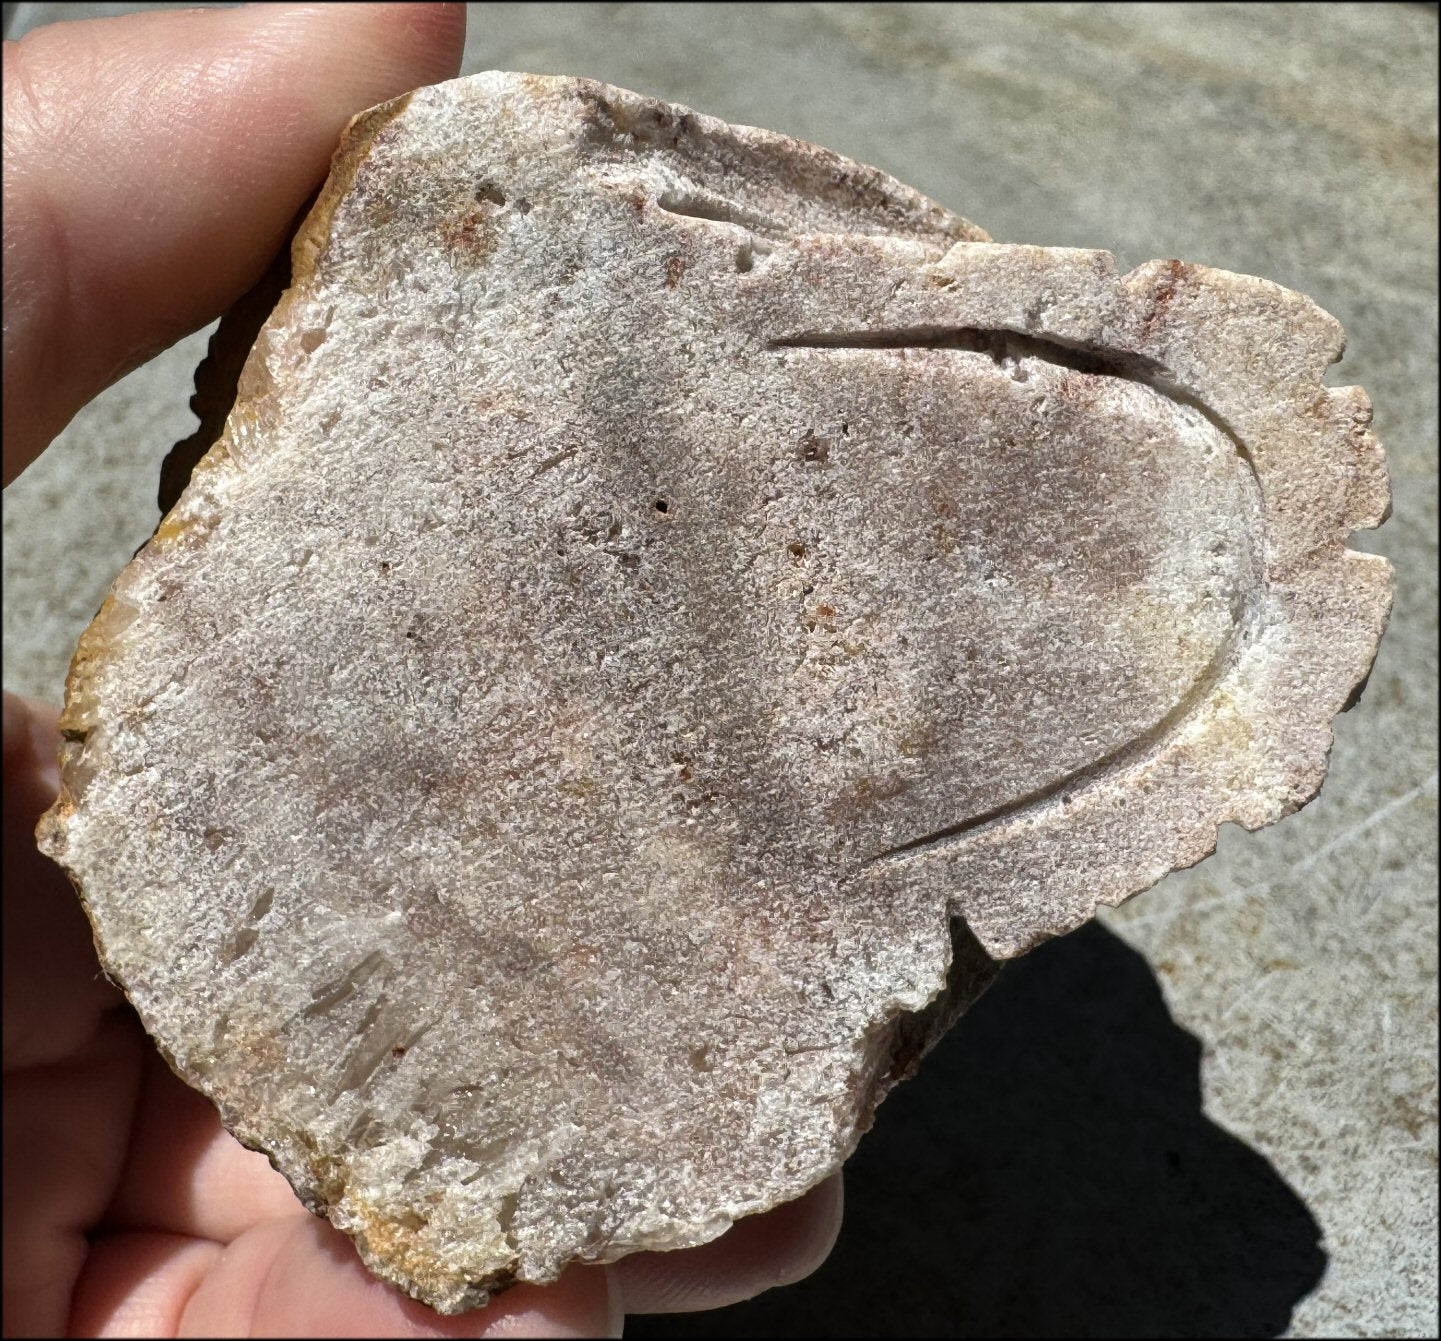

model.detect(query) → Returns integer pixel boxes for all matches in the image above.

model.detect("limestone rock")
[37,73,1392,1313]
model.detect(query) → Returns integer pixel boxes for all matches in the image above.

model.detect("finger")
[613,1173,843,1315]
[69,1231,222,1338]
[95,1049,621,1335]
[3,1,466,483]
[2,1011,146,1337]
[177,1215,619,1338]
[103,1045,306,1245]
[2,691,123,1071]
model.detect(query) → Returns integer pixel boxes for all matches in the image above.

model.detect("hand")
[1,6,841,1335]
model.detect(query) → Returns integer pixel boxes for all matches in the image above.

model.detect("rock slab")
[38,73,1391,1313]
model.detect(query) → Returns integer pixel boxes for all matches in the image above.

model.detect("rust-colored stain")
[439,207,497,260]
[1140,258,1191,339]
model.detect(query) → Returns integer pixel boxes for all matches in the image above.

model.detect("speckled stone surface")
[4,5,1435,1337]
[32,66,1394,1308]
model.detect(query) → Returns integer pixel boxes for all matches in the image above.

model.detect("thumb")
[184,1216,618,1338]
[2,2,466,485]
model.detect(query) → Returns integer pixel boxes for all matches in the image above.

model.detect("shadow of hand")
[628,921,1326,1339]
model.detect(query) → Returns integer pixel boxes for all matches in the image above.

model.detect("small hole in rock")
[654,499,669,514]
[475,182,506,207]
[799,431,829,464]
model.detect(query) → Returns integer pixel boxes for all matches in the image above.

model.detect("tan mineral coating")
[36,73,1392,1314]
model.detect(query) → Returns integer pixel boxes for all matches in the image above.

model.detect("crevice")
[495,1191,520,1252]
[879,915,1002,1094]
[453,1135,520,1184]
[768,326,1256,489]
[303,949,387,1018]
[770,326,1168,383]
[331,999,413,1099]
[873,619,1243,864]
[247,885,275,923]
[531,446,576,480]
[771,325,1269,868]
[345,1110,379,1146]
[219,927,259,964]
[656,188,790,240]
[735,237,773,273]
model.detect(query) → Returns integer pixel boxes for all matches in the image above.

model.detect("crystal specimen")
[37,73,1392,1313]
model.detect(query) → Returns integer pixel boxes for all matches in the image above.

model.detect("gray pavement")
[3,4,1436,1336]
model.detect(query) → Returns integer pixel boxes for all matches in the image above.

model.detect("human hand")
[1,6,841,1335]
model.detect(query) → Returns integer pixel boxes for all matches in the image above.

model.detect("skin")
[1,5,841,1335]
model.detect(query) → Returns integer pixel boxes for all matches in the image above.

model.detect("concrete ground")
[3,3,1436,1336]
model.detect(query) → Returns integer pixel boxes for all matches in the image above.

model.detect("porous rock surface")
[37,73,1392,1313]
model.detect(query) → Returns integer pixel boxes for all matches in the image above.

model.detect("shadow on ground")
[625,923,1325,1339]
